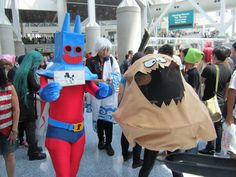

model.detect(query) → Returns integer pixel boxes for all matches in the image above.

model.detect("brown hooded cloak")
[113,54,216,151]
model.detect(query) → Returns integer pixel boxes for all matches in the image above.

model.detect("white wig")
[94,37,112,54]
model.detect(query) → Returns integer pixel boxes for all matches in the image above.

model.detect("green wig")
[13,50,43,106]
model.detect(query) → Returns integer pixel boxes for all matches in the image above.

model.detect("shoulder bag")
[204,65,222,122]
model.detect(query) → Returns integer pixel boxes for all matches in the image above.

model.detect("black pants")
[139,149,158,177]
[97,119,113,145]
[18,120,38,153]
[139,149,183,177]
[121,133,142,162]
[205,104,225,153]
[205,120,222,152]
[18,122,27,143]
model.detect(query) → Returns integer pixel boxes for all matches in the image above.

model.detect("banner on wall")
[168,10,194,30]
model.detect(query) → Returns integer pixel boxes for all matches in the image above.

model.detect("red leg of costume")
[46,138,71,177]
[45,135,85,177]
[70,134,85,177]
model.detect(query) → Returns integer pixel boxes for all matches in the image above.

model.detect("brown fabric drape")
[113,54,216,151]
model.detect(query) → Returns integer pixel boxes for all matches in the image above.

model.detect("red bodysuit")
[40,76,99,177]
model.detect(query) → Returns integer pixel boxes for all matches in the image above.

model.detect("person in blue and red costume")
[37,13,113,177]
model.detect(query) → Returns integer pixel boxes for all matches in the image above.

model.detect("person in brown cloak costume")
[113,53,216,177]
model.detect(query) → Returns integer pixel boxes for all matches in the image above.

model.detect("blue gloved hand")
[39,82,62,102]
[95,82,113,99]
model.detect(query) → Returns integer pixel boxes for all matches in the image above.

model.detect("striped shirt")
[0,84,13,136]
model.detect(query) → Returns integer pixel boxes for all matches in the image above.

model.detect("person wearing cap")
[0,54,16,65]
[182,48,203,97]
[0,54,16,83]
[0,54,25,84]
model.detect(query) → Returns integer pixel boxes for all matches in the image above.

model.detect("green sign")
[35,47,44,52]
[168,10,194,30]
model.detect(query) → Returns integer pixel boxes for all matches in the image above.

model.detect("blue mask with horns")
[37,13,97,80]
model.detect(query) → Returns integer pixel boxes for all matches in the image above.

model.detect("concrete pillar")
[85,0,101,54]
[57,0,67,30]
[11,0,21,40]
[14,40,25,56]
[141,6,148,35]
[0,24,15,54]
[232,9,236,37]
[0,0,5,24]
[11,0,25,56]
[117,0,141,63]
[202,24,206,37]
[85,26,101,54]
[219,0,226,36]
[0,42,2,54]
[136,0,148,35]
[232,19,236,37]
[0,0,15,54]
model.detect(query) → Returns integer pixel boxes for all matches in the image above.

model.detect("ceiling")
[5,0,122,23]
[4,0,232,24]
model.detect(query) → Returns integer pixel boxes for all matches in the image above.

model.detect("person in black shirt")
[182,48,203,97]
[13,51,46,160]
[199,47,231,155]
[120,50,133,74]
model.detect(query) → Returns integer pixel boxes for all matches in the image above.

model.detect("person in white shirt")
[226,71,236,124]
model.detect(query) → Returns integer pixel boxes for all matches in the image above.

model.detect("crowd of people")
[1,39,236,177]
[156,30,219,38]
[22,36,54,44]
[118,42,236,176]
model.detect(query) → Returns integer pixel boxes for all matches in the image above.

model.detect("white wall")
[99,20,117,43]
[5,0,57,11]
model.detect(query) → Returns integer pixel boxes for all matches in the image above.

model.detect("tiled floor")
[0,112,202,177]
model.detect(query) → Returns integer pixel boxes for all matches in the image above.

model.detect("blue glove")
[39,82,62,102]
[95,82,113,99]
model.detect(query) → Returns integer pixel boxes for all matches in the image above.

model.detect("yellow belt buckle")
[73,122,83,132]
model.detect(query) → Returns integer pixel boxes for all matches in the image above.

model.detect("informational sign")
[35,47,44,52]
[168,10,194,30]
[54,70,85,86]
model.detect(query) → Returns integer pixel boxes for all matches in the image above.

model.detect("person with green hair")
[13,50,46,160]
[182,48,203,97]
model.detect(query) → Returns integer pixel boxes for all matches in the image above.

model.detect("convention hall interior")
[1,0,236,177]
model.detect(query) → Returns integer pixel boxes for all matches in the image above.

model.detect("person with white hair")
[86,37,121,156]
